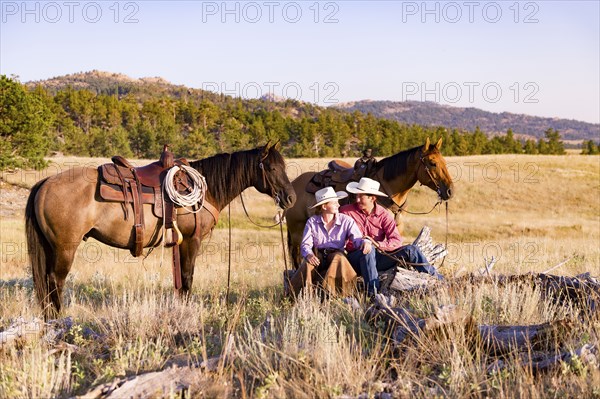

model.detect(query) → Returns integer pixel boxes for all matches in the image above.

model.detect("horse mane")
[378,145,423,181]
[189,147,285,205]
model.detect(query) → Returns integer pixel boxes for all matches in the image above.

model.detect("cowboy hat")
[346,177,388,197]
[309,186,348,209]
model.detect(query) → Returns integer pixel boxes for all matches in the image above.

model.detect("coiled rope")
[163,165,207,212]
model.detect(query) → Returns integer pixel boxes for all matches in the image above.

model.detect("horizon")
[1,1,599,124]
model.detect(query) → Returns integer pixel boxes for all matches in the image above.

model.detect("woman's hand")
[306,253,320,266]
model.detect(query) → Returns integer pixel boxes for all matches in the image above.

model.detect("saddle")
[98,145,193,258]
[305,160,355,194]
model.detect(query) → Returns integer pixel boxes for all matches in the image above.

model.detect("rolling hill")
[335,100,599,141]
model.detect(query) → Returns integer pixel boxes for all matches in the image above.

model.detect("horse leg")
[178,237,201,297]
[287,224,305,269]
[46,245,78,318]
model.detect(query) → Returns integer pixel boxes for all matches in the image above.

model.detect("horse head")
[255,142,297,209]
[416,138,454,201]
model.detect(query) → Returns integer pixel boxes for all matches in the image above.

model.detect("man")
[352,148,377,181]
[341,177,443,295]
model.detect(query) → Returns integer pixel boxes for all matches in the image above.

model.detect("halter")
[419,153,442,196]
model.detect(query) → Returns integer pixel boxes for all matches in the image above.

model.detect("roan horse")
[26,144,296,318]
[286,138,454,268]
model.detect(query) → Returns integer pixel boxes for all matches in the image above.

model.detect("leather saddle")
[305,160,356,194]
[98,145,192,257]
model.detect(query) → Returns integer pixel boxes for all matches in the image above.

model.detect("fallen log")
[372,304,573,352]
[412,226,447,265]
[78,335,235,398]
[0,317,44,350]
[368,301,598,374]
[383,271,600,317]
[0,316,102,352]
[487,344,599,375]
[77,366,201,399]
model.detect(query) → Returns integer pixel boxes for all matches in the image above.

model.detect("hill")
[27,70,228,103]
[335,100,599,141]
[28,72,598,142]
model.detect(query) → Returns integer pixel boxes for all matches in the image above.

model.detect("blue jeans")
[347,244,443,294]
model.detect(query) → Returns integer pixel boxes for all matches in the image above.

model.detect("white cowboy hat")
[346,177,388,197]
[310,186,348,209]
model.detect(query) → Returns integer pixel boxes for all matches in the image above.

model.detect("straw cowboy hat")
[346,177,388,197]
[310,186,348,209]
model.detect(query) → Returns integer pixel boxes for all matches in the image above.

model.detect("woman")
[288,187,371,297]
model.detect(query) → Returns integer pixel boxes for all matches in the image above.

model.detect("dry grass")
[0,153,599,397]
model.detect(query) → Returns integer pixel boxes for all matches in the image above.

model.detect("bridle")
[419,153,442,196]
[259,152,283,207]
[378,150,445,217]
[238,154,287,229]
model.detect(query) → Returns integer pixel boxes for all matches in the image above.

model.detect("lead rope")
[400,200,442,215]
[240,193,290,275]
[440,201,449,269]
[226,203,232,305]
[278,210,289,272]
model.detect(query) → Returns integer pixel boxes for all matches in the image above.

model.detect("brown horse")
[26,144,296,318]
[286,138,454,268]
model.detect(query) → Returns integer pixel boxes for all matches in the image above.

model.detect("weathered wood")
[372,304,578,355]
[377,226,447,293]
[387,267,440,292]
[487,344,599,375]
[0,317,44,350]
[478,256,497,276]
[77,366,200,399]
[386,272,600,316]
[1,316,102,352]
[412,226,447,265]
[78,335,236,398]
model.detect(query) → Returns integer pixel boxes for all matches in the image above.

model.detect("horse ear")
[423,137,431,152]
[274,140,281,151]
[435,138,443,150]
[262,141,272,156]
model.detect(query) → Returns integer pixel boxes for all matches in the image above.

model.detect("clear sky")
[1,1,599,124]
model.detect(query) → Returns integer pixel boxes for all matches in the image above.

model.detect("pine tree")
[0,75,53,169]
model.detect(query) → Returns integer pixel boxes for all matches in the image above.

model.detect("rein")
[238,193,289,272]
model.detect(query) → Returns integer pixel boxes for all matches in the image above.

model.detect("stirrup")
[164,222,183,247]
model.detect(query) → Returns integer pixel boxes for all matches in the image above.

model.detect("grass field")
[0,153,599,397]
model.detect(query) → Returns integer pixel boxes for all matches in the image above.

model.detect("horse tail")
[26,178,52,314]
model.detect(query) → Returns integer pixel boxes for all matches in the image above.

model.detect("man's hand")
[306,253,320,266]
[365,235,380,248]
[362,239,373,255]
